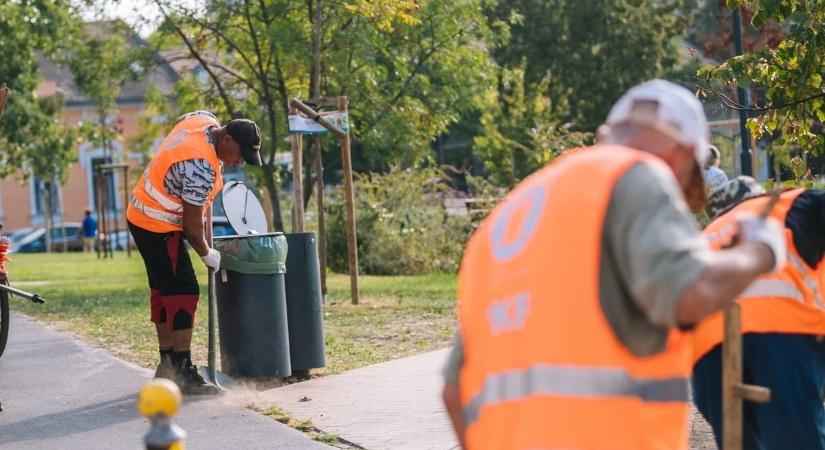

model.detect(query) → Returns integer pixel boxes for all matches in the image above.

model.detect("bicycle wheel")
[0,280,9,359]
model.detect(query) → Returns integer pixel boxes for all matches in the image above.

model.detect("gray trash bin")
[284,232,326,375]
[214,233,291,379]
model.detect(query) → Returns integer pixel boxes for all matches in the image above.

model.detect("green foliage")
[0,0,81,181]
[488,0,686,131]
[328,0,499,168]
[326,168,475,275]
[474,64,592,186]
[151,0,498,230]
[700,1,825,151]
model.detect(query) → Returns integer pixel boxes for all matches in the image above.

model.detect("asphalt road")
[0,314,328,449]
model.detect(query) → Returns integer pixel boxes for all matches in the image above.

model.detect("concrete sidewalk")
[0,314,327,449]
[258,349,459,450]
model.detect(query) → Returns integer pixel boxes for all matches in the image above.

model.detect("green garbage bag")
[214,233,288,274]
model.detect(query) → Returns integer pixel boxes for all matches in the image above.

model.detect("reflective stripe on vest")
[463,365,689,426]
[130,197,182,226]
[739,279,805,302]
[143,177,183,213]
[788,252,824,308]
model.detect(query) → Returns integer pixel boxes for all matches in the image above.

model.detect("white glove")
[200,248,221,271]
[736,215,787,271]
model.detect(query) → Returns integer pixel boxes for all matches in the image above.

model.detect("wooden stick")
[123,166,131,257]
[722,302,744,450]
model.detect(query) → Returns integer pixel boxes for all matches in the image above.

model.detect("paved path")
[0,313,716,450]
[257,349,459,450]
[0,314,327,449]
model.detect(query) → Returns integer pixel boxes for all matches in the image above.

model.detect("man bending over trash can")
[127,110,262,394]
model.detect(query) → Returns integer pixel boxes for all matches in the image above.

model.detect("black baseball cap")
[226,119,262,165]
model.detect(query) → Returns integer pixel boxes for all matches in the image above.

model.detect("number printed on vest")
[487,293,531,335]
[489,186,547,262]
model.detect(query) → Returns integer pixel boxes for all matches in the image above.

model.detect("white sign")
[288,111,350,135]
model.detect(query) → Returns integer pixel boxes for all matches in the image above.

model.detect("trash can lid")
[222,181,268,235]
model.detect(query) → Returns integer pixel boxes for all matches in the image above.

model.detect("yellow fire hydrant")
[138,379,187,450]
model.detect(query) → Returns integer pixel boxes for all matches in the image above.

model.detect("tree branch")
[155,1,237,116]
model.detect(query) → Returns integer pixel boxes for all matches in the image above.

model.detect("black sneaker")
[154,354,176,380]
[177,363,221,395]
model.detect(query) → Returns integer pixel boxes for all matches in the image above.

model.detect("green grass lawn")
[7,252,457,374]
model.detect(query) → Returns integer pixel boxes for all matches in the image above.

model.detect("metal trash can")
[284,232,326,374]
[214,233,291,379]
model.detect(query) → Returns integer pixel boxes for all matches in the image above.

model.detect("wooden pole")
[95,168,102,259]
[95,168,105,258]
[289,104,305,233]
[722,303,744,450]
[99,168,111,258]
[338,96,360,305]
[123,166,130,257]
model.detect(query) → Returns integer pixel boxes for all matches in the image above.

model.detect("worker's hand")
[736,215,786,272]
[200,248,221,271]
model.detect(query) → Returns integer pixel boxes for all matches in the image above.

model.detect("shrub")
[326,167,479,275]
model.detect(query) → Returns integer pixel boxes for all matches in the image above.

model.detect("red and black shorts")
[128,221,200,331]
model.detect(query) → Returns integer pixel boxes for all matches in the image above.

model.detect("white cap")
[605,79,710,165]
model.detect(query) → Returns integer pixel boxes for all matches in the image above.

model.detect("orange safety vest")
[127,114,224,233]
[692,189,825,363]
[458,145,692,450]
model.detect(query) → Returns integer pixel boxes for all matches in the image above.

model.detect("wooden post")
[95,167,102,259]
[289,104,305,233]
[123,166,130,257]
[338,96,360,305]
[95,168,107,258]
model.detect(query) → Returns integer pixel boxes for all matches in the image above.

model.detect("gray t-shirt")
[443,161,711,384]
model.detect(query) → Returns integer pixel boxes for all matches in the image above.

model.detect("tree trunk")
[262,164,284,231]
[310,0,328,294]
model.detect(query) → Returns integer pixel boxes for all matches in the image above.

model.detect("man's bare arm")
[182,201,209,257]
[676,241,774,325]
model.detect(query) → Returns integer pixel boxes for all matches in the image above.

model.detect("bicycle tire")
[0,283,8,359]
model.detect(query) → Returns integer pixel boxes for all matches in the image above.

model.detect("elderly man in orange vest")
[693,176,825,450]
[442,80,788,450]
[127,110,261,395]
